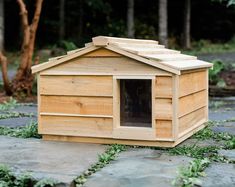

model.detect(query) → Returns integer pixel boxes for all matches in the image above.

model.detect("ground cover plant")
[0,121,41,139]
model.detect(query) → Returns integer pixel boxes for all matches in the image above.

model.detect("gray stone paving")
[0,136,107,186]
[0,96,234,186]
[84,149,192,187]
[201,163,235,187]
[0,117,37,127]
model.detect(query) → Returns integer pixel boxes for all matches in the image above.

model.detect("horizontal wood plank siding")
[155,76,172,98]
[179,70,207,97]
[156,120,172,139]
[155,76,173,139]
[40,96,113,115]
[179,90,206,117]
[41,57,171,76]
[40,115,113,138]
[178,107,206,135]
[155,98,172,120]
[40,75,113,96]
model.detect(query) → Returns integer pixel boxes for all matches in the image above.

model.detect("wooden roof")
[32,36,212,75]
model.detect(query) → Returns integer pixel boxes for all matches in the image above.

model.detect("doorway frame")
[112,75,156,140]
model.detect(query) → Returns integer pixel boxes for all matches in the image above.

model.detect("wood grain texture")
[40,115,113,138]
[83,48,121,57]
[41,57,170,76]
[155,76,172,98]
[155,98,172,120]
[40,75,113,96]
[43,135,177,147]
[40,95,113,115]
[179,90,206,117]
[156,120,172,139]
[178,107,206,134]
[179,70,207,97]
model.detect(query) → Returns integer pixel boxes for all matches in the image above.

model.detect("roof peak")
[92,36,159,46]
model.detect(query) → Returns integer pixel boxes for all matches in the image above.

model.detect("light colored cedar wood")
[112,78,120,129]
[40,96,113,115]
[155,98,172,120]
[178,107,206,135]
[105,46,180,75]
[40,115,113,138]
[83,48,121,57]
[175,120,207,145]
[43,135,177,147]
[205,69,209,120]
[155,76,172,98]
[112,127,156,140]
[40,75,113,96]
[155,120,172,139]
[179,70,207,97]
[40,56,171,76]
[144,53,197,61]
[37,74,42,132]
[172,75,179,140]
[31,45,99,73]
[179,90,206,117]
[92,36,158,46]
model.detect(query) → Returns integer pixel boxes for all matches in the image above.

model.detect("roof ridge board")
[92,36,158,46]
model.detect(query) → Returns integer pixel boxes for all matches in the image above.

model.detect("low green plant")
[74,144,126,186]
[0,164,33,187]
[0,121,41,139]
[34,178,57,187]
[0,97,18,111]
[209,60,226,86]
[172,158,210,187]
[225,137,235,149]
[0,112,35,120]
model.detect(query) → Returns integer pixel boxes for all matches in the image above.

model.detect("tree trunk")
[183,0,191,49]
[12,0,43,96]
[59,0,65,41]
[158,0,168,47]
[0,0,4,50]
[127,0,135,38]
[0,52,11,95]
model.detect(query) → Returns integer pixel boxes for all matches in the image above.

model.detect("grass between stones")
[170,120,235,187]
[0,121,41,139]
[73,144,127,187]
[0,164,57,187]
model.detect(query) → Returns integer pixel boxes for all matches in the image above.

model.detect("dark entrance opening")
[120,79,152,128]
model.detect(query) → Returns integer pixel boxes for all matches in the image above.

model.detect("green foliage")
[172,158,210,187]
[0,164,33,187]
[0,112,34,120]
[74,144,126,186]
[225,137,235,149]
[0,121,41,139]
[0,98,18,111]
[209,60,225,86]
[193,122,234,142]
[59,40,77,51]
[34,178,57,187]
[185,39,235,55]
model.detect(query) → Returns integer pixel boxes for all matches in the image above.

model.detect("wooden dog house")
[32,36,212,147]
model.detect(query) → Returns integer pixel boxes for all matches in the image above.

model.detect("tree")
[127,0,135,38]
[0,0,44,96]
[183,0,191,49]
[59,0,65,41]
[158,0,168,47]
[0,0,4,50]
